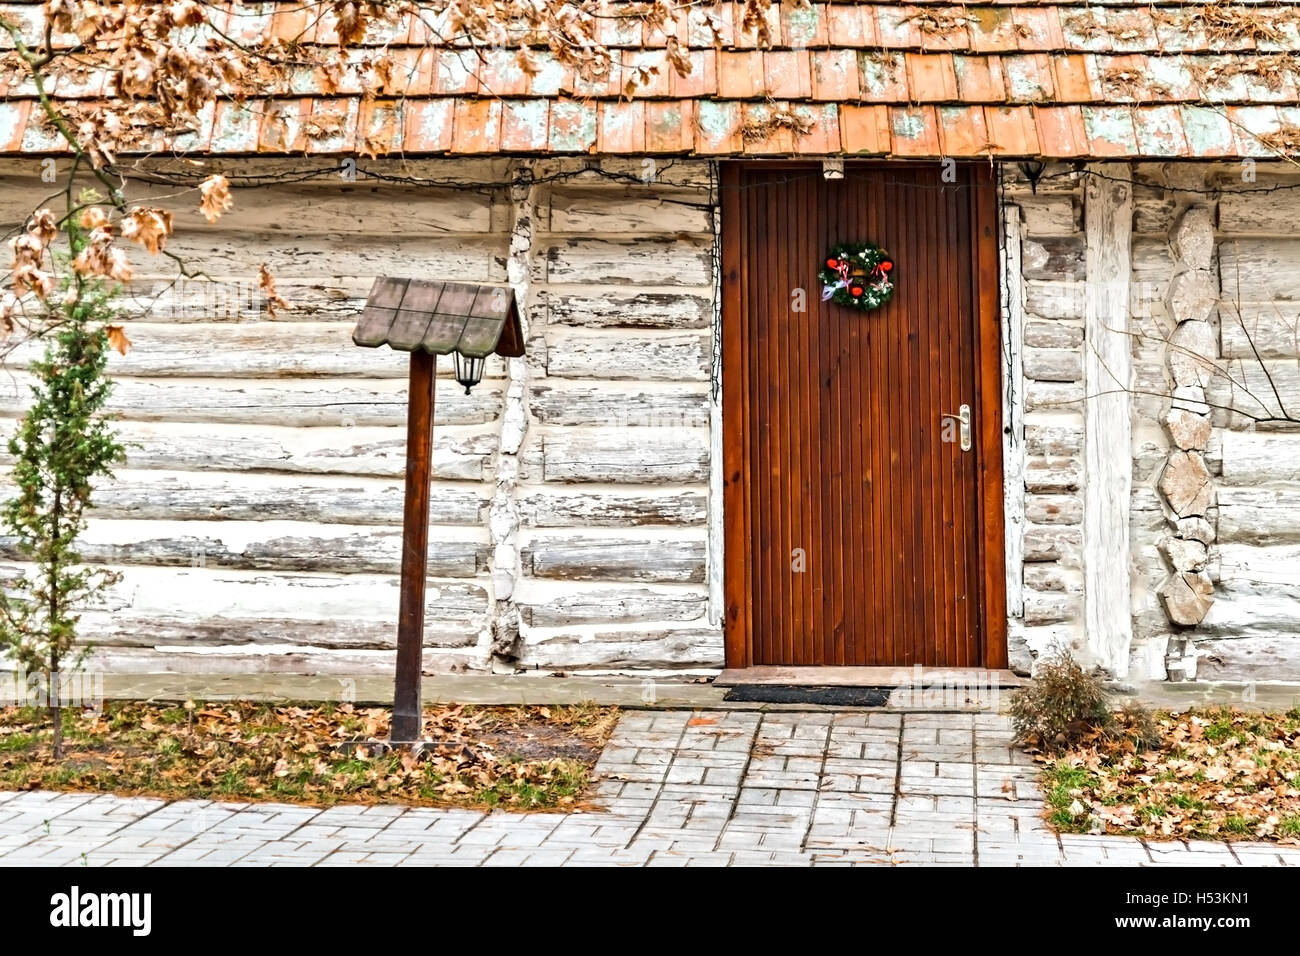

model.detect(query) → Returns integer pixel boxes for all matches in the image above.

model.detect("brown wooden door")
[721,163,1006,668]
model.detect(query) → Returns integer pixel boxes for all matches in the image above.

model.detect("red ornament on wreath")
[819,241,895,311]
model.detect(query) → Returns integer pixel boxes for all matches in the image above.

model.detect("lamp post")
[352,278,524,743]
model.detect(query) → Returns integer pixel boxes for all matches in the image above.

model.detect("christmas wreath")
[819,242,894,311]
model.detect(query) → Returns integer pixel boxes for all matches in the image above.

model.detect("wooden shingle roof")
[352,278,525,358]
[3,1,1300,159]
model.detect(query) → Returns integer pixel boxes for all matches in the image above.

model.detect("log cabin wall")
[3,155,1298,681]
[0,156,721,676]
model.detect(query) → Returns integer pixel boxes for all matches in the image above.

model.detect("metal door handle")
[941,404,972,452]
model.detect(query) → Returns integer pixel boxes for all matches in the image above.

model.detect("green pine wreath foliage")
[819,241,895,311]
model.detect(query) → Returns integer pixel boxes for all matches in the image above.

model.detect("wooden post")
[1083,164,1134,676]
[392,350,436,743]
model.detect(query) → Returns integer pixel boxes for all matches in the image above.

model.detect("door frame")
[719,160,1008,669]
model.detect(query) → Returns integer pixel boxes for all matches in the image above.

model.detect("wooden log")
[2,518,489,576]
[1022,589,1083,625]
[544,333,711,382]
[66,470,485,525]
[1002,204,1027,620]
[526,428,710,484]
[1084,163,1134,676]
[523,534,706,583]
[1025,420,1084,456]
[517,585,707,627]
[517,627,723,670]
[0,376,503,427]
[1024,457,1082,492]
[546,187,713,234]
[1023,524,1082,562]
[5,322,420,378]
[0,178,496,235]
[0,564,491,645]
[1016,194,1080,237]
[1217,484,1300,544]
[1219,189,1300,236]
[1219,239,1300,301]
[1023,347,1082,383]
[1020,236,1085,281]
[1220,303,1300,359]
[529,383,708,427]
[543,288,712,329]
[1024,279,1084,320]
[1023,320,1083,349]
[1024,493,1084,525]
[86,645,486,675]
[1219,431,1300,484]
[537,236,712,286]
[518,489,707,527]
[116,231,508,283]
[1195,636,1300,681]
[0,419,499,481]
[1207,359,1300,422]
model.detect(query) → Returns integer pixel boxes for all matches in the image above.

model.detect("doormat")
[722,685,891,706]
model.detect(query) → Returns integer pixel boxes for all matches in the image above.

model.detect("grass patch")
[0,700,619,811]
[1038,706,1300,844]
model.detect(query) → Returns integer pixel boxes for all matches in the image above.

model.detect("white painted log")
[1023,347,1083,383]
[0,178,495,236]
[86,645,487,676]
[1219,239,1300,301]
[1025,381,1085,409]
[1219,189,1300,236]
[1220,303,1300,359]
[517,626,723,670]
[1083,163,1134,676]
[1219,431,1300,484]
[525,427,710,483]
[1025,421,1084,456]
[1023,524,1082,563]
[72,469,485,525]
[1024,320,1083,349]
[0,375,503,427]
[543,287,712,329]
[546,187,713,234]
[518,489,707,527]
[536,236,712,285]
[0,518,488,576]
[523,533,706,583]
[0,565,489,647]
[1020,237,1085,281]
[1195,636,1300,681]
[1025,493,1084,525]
[544,332,711,382]
[517,584,707,627]
[529,382,709,428]
[6,322,419,378]
[1024,457,1082,493]
[1023,589,1083,626]
[0,418,497,480]
[1217,484,1300,544]
[1025,279,1084,320]
[1016,194,1080,237]
[115,231,508,283]
[1001,204,1027,620]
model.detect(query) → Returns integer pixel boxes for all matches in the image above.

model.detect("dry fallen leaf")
[104,324,131,355]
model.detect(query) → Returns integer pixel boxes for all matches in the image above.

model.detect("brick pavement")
[2,710,1297,867]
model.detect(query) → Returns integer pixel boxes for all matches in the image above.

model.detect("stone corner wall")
[1129,161,1300,683]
